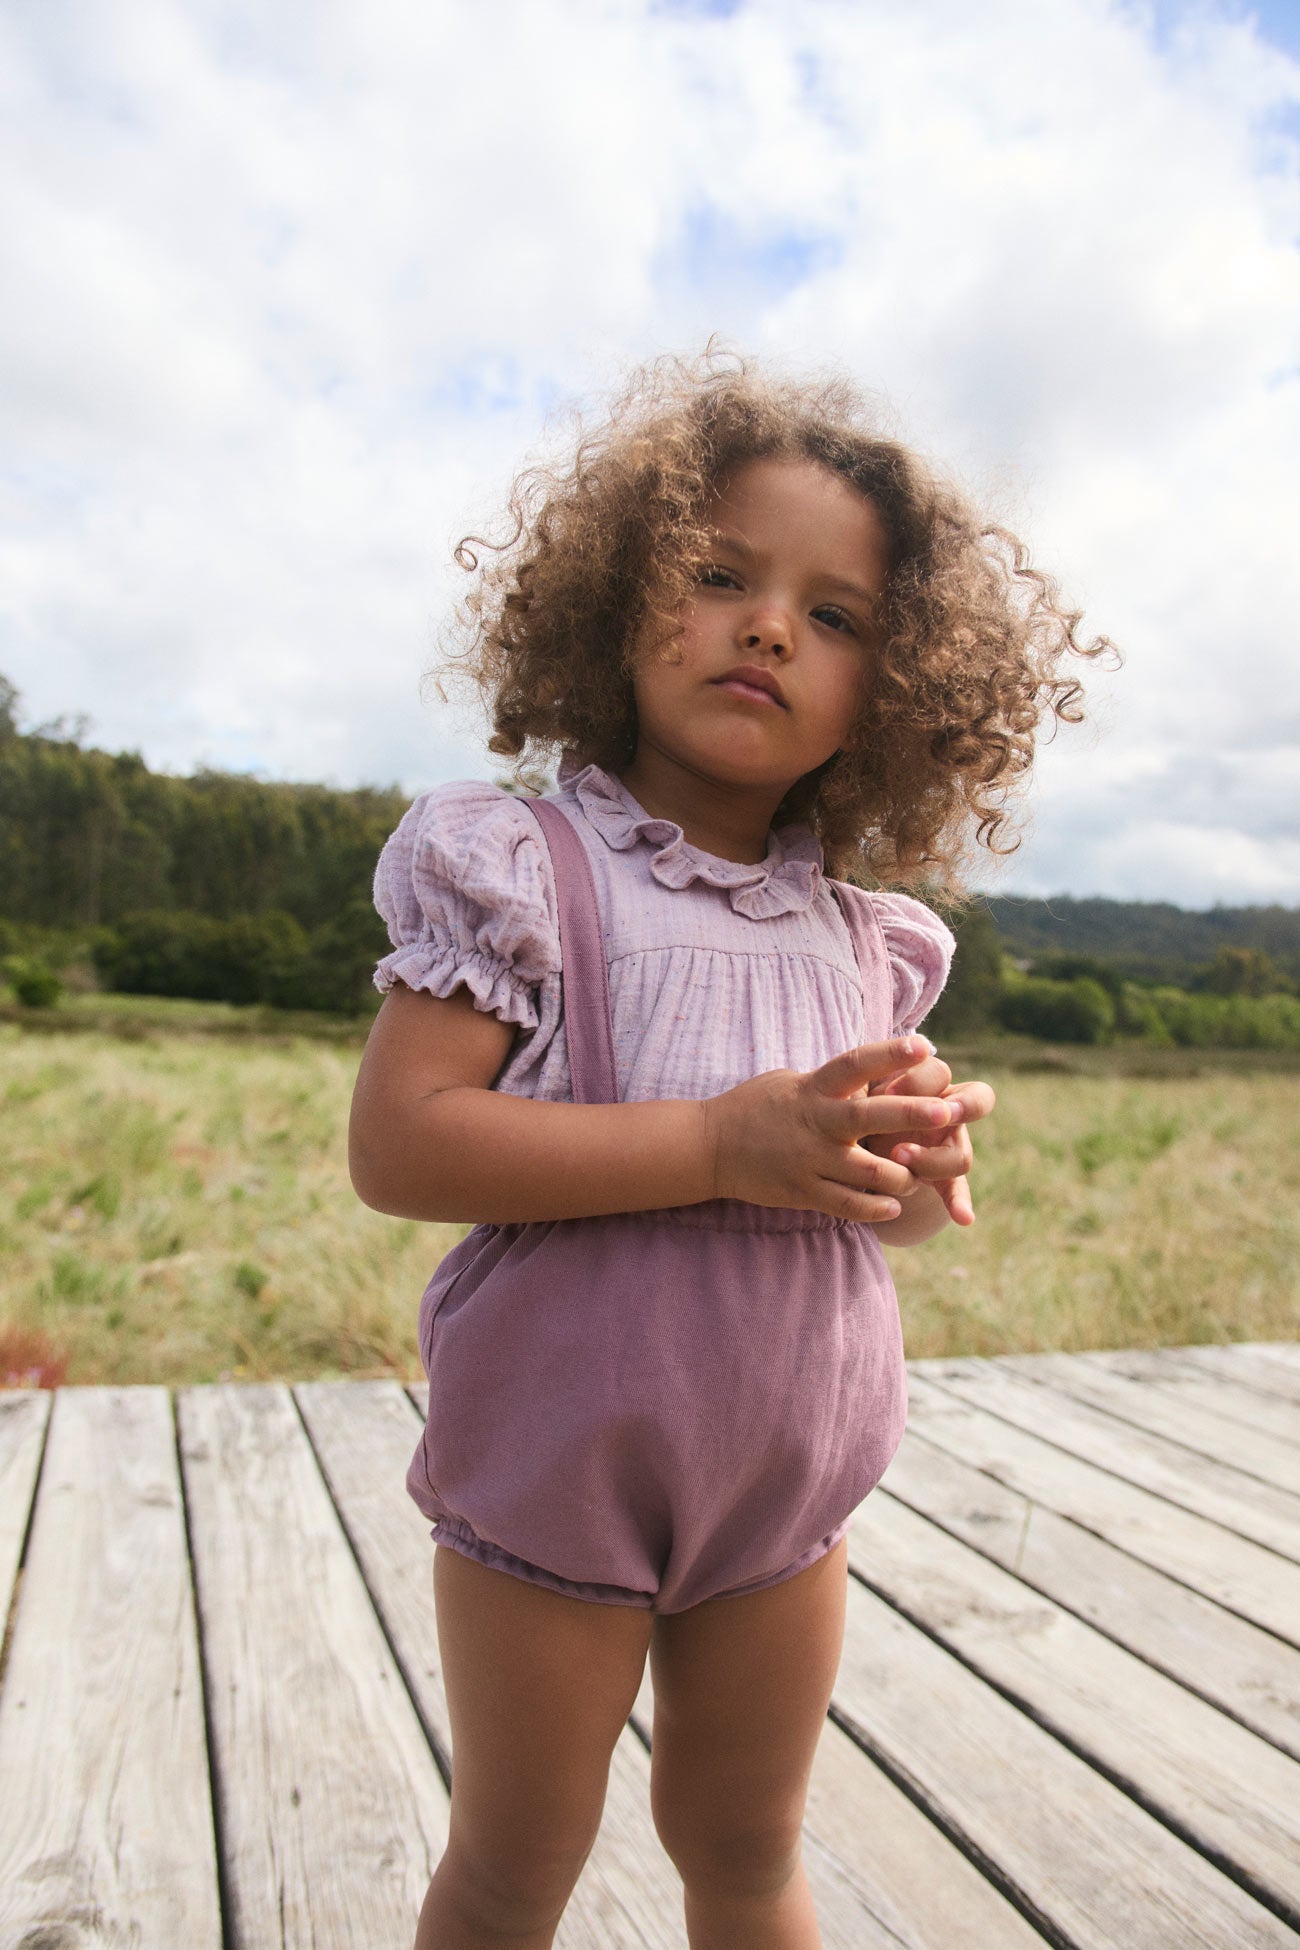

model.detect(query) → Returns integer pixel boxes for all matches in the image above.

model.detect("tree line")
[2,676,1298,1044]
[0,678,406,1014]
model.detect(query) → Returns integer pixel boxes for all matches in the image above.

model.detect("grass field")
[1,1004,1296,1386]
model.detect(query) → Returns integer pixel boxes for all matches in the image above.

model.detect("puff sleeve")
[372,782,561,1031]
[869,892,956,1035]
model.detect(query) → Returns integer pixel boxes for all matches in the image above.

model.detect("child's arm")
[349,985,961,1226]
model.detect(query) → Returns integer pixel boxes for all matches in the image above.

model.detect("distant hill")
[985,896,1300,986]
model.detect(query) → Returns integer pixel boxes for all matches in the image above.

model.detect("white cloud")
[1,0,1298,906]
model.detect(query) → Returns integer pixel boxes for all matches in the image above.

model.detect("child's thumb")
[814,1037,933,1099]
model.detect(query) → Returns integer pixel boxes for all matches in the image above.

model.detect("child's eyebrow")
[820,573,881,606]
[710,530,879,607]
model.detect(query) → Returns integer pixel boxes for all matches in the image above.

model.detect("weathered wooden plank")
[0,1387,221,1950]
[801,1715,1046,1948]
[631,1661,1042,1949]
[1175,1345,1300,1405]
[1253,1343,1300,1369]
[902,1374,1300,1645]
[850,1492,1300,1926]
[293,1383,451,1755]
[923,1358,1300,1565]
[179,1383,445,1950]
[296,1379,684,1948]
[880,1424,1300,1761]
[833,1561,1296,1948]
[0,1389,48,1627]
[998,1350,1300,1498]
[1080,1347,1300,1448]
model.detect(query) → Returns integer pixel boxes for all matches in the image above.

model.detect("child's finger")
[845,1149,916,1202]
[890,1131,974,1180]
[813,1037,932,1100]
[946,1080,996,1124]
[828,1095,961,1144]
[870,1054,952,1099]
[936,1173,976,1226]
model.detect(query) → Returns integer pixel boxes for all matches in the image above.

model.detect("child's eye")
[813,605,858,635]
[699,565,741,590]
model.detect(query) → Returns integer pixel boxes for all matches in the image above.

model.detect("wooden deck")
[1,1341,1298,1948]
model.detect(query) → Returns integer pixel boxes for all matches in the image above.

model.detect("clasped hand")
[705,1036,995,1227]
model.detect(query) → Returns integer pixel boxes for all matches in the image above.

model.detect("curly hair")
[430,350,1116,888]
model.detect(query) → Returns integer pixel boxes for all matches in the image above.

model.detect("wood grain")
[1176,1344,1300,1405]
[801,1712,1047,1948]
[996,1350,1300,1497]
[0,1390,48,1634]
[179,1383,445,1949]
[903,1373,1300,1643]
[850,1490,1300,1926]
[0,1386,221,1949]
[923,1358,1300,1563]
[1078,1347,1300,1447]
[833,1560,1296,1948]
[1251,1344,1300,1371]
[880,1420,1300,1761]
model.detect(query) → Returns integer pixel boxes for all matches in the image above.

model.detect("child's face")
[630,457,890,804]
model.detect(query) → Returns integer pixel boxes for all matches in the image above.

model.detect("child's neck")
[616,752,784,866]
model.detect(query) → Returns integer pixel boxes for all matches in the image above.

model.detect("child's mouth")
[711,676,788,709]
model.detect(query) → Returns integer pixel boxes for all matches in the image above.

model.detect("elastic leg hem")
[660,1520,852,1613]
[431,1515,656,1610]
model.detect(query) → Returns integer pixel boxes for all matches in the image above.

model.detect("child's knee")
[652,1800,804,1901]
[438,1828,594,1935]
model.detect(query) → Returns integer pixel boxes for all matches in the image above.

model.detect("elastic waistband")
[647,1198,850,1233]
[492,1200,852,1238]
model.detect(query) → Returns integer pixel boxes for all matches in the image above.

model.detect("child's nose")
[741,605,794,657]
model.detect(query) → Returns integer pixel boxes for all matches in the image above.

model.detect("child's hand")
[864,1050,995,1227]
[704,1036,964,1223]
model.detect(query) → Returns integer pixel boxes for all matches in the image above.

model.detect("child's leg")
[415,1545,653,1950]
[648,1539,848,1950]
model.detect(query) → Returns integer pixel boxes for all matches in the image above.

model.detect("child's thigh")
[647,1541,847,1855]
[434,1545,653,1857]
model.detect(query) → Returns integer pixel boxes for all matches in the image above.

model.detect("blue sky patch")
[1138,0,1300,59]
[650,0,747,17]
[666,207,841,306]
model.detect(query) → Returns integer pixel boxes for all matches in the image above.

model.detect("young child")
[349,354,1109,1949]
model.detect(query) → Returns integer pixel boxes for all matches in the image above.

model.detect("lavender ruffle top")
[373,763,954,1106]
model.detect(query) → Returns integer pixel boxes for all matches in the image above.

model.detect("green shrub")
[94,910,307,1007]
[1145,987,1300,1050]
[996,975,1116,1044]
[265,898,388,1015]
[3,954,63,1007]
[1190,946,1293,998]
[1117,982,1174,1044]
[91,901,385,1015]
[1030,952,1125,1007]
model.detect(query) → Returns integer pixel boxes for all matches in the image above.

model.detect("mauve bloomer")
[380,785,951,1612]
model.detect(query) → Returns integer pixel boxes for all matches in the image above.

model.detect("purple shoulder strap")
[521,796,620,1106]
[828,880,894,1042]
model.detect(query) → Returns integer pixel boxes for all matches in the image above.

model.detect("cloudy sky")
[2,0,1298,907]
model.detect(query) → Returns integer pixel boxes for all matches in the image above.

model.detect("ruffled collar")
[558,761,824,920]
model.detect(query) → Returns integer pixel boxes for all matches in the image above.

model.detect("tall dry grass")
[891,1064,1299,1357]
[1,1025,460,1385]
[1,1022,1296,1384]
